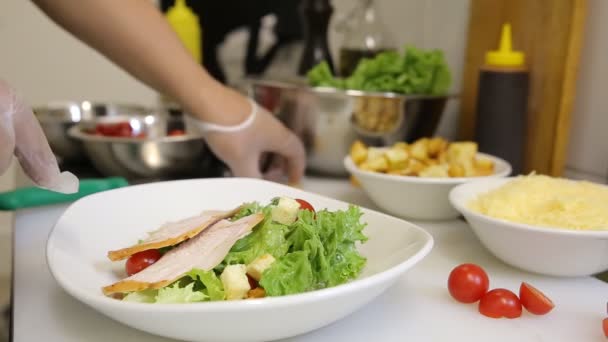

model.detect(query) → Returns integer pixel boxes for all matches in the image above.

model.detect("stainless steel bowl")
[67,114,226,180]
[34,101,152,163]
[248,79,455,176]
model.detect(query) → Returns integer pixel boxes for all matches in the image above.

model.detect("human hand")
[0,79,78,193]
[185,97,306,185]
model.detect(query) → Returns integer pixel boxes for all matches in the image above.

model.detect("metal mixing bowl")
[34,101,152,163]
[248,79,455,176]
[67,114,226,180]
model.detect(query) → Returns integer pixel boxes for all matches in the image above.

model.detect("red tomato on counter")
[519,282,554,315]
[603,317,608,338]
[447,263,489,303]
[125,249,162,276]
[478,288,522,319]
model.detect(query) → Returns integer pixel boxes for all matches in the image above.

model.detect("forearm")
[30,0,248,124]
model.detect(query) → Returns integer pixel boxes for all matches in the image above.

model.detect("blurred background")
[0,0,607,338]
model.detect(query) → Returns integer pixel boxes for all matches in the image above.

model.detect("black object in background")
[474,67,529,175]
[297,0,335,76]
[160,0,303,83]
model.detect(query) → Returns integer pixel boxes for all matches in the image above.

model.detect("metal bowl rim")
[67,124,206,144]
[246,78,460,100]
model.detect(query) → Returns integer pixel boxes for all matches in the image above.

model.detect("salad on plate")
[102,197,368,303]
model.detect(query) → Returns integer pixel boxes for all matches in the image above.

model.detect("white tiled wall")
[565,0,608,183]
[0,0,158,107]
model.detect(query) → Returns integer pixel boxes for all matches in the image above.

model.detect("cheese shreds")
[468,174,608,231]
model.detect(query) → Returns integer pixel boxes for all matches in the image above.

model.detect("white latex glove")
[0,79,78,193]
[185,98,306,185]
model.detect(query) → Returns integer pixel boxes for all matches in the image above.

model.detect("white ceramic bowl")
[46,178,433,342]
[449,177,608,277]
[344,153,511,220]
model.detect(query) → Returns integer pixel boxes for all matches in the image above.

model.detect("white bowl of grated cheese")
[449,175,608,277]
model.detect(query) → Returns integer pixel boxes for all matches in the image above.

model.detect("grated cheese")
[468,174,608,231]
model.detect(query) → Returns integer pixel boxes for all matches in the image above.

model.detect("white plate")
[450,177,608,277]
[47,178,433,342]
[344,152,511,220]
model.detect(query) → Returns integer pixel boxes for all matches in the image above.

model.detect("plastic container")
[474,23,529,175]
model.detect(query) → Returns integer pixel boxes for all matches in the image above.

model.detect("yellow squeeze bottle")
[474,23,529,174]
[166,0,202,64]
[484,23,525,67]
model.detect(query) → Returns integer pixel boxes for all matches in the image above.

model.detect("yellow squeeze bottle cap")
[166,0,202,63]
[485,23,525,67]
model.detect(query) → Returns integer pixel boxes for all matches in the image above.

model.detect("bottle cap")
[166,0,202,63]
[485,23,525,67]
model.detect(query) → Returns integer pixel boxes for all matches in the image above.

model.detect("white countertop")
[11,177,608,342]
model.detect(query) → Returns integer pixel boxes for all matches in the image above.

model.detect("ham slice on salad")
[102,213,264,296]
[107,207,241,261]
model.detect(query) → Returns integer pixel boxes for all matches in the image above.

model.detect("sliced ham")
[102,213,264,296]
[107,207,241,261]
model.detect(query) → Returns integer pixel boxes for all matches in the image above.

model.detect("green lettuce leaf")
[306,61,344,88]
[219,205,291,269]
[122,289,157,303]
[231,202,263,221]
[155,282,207,303]
[259,205,368,296]
[187,269,225,301]
[306,45,451,95]
[122,282,207,304]
[259,251,313,296]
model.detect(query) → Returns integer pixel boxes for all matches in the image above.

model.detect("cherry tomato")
[447,263,490,303]
[168,129,185,136]
[125,249,162,276]
[478,288,522,319]
[95,122,133,137]
[519,282,554,315]
[295,199,315,213]
[603,317,608,338]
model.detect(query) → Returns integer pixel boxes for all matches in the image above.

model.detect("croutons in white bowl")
[449,177,608,277]
[344,152,511,221]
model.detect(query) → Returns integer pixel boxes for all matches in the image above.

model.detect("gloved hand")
[185,97,306,185]
[0,79,78,193]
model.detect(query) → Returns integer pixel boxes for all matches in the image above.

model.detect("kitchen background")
[0,0,606,327]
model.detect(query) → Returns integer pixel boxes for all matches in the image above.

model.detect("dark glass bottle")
[337,0,394,77]
[297,0,335,76]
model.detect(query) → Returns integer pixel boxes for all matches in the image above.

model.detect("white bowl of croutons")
[344,138,512,220]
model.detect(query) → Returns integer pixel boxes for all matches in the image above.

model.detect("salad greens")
[307,45,452,95]
[122,200,368,303]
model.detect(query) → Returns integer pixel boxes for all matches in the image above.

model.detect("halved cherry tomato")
[519,282,554,315]
[478,288,522,319]
[295,199,315,213]
[447,263,489,303]
[603,317,608,338]
[125,249,162,276]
